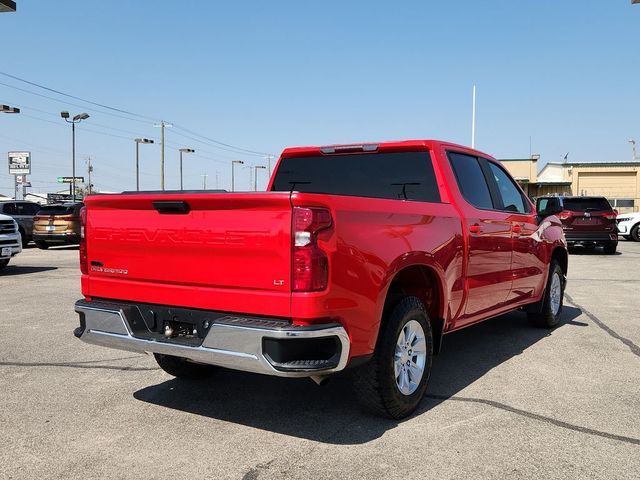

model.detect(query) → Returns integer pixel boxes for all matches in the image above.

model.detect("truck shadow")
[0,265,58,276]
[133,306,583,445]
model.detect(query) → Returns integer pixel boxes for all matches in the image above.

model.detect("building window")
[611,199,635,208]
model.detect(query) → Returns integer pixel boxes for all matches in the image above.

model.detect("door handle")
[152,200,191,214]
[469,224,482,234]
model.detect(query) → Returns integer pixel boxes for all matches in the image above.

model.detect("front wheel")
[0,259,9,271]
[631,225,640,242]
[34,241,49,250]
[527,260,564,328]
[352,296,433,419]
[154,353,217,379]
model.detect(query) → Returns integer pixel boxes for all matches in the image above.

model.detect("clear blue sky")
[1,1,639,195]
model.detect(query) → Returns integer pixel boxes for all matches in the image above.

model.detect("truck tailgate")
[83,192,293,317]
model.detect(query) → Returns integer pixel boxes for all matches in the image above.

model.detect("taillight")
[603,212,617,220]
[558,211,572,220]
[79,206,88,274]
[292,207,332,292]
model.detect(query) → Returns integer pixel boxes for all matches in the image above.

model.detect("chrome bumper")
[74,300,350,378]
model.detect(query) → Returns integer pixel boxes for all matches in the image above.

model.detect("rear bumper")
[565,232,617,244]
[74,299,350,378]
[33,232,80,244]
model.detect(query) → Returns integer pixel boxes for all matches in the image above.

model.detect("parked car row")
[0,200,83,249]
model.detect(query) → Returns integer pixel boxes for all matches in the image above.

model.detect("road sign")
[57,176,84,183]
[8,151,31,175]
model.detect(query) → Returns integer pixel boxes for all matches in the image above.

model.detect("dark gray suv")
[0,200,42,247]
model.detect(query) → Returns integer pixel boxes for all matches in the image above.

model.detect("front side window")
[488,162,528,213]
[448,152,494,210]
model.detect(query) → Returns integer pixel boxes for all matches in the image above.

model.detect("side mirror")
[536,197,563,219]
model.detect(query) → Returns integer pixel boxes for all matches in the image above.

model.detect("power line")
[171,124,273,157]
[0,71,159,122]
[1,72,275,157]
[0,80,152,125]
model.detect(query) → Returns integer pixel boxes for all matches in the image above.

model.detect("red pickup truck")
[74,140,567,418]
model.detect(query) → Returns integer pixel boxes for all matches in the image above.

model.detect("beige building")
[500,158,640,213]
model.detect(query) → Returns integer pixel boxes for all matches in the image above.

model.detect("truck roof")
[280,139,495,161]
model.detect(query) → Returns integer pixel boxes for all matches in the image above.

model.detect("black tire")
[0,259,9,271]
[34,241,49,250]
[631,224,640,242]
[153,353,216,379]
[527,260,564,328]
[352,296,433,419]
[603,241,617,255]
[19,228,29,248]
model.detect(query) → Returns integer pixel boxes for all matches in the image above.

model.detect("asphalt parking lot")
[1,242,639,480]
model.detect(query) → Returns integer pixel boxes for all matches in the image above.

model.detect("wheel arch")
[551,246,568,276]
[377,261,447,355]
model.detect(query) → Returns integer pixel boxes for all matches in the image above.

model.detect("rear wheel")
[0,259,9,271]
[603,241,617,255]
[352,296,433,419]
[153,353,216,379]
[631,225,640,242]
[34,241,49,250]
[527,260,564,328]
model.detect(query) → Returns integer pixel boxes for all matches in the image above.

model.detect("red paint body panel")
[81,140,566,362]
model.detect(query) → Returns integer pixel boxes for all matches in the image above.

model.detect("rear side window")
[2,203,17,215]
[563,197,612,212]
[271,152,441,203]
[448,152,494,210]
[37,205,76,216]
[488,162,529,213]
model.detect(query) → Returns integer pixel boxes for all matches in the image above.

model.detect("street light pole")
[61,111,90,202]
[253,165,266,191]
[1,105,20,199]
[178,148,195,190]
[134,138,154,191]
[231,160,244,192]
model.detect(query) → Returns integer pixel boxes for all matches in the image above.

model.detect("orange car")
[33,203,84,249]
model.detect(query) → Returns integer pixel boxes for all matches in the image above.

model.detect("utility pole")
[201,174,208,189]
[215,171,219,189]
[471,85,476,149]
[266,155,274,179]
[86,157,93,195]
[630,139,638,161]
[154,120,172,190]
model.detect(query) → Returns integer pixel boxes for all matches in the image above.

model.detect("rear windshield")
[563,198,612,212]
[271,151,441,203]
[37,205,79,216]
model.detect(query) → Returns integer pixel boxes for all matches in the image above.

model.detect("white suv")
[0,213,22,271]
[617,213,640,242]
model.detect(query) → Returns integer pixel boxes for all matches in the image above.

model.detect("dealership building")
[500,157,640,213]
